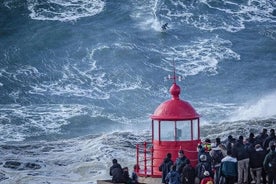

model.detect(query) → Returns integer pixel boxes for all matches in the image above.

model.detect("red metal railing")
[136,141,199,177]
[136,142,154,177]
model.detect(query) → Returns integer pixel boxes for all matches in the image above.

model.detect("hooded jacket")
[160,157,174,183]
[220,155,238,177]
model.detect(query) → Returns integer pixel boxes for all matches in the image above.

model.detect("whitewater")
[0,0,275,183]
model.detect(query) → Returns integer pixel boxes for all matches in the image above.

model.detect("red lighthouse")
[136,70,201,177]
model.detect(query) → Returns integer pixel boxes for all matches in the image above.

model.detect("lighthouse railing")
[136,141,155,177]
[136,140,200,177]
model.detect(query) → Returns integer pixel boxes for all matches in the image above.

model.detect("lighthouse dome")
[151,83,199,120]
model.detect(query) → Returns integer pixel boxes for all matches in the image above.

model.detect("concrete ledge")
[96,180,121,184]
[97,177,161,184]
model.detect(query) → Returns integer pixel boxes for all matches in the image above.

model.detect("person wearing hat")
[200,171,214,184]
[175,150,188,174]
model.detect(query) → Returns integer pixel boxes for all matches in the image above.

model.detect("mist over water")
[0,0,276,183]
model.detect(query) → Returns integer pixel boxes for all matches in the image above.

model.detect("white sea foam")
[228,91,276,121]
[3,0,13,9]
[27,43,147,100]
[0,100,149,142]
[28,47,110,99]
[195,101,238,124]
[0,104,103,142]
[133,0,276,32]
[13,65,43,82]
[199,0,275,31]
[27,0,105,22]
[1,122,276,183]
[147,35,240,77]
[0,132,143,184]
[130,0,170,32]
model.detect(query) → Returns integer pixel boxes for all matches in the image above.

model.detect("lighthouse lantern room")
[136,68,201,177]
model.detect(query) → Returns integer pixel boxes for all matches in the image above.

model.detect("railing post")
[144,142,147,175]
[136,144,139,173]
[151,146,154,176]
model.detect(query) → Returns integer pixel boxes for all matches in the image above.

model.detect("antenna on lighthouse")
[164,59,183,83]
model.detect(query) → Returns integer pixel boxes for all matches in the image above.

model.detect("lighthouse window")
[153,120,159,140]
[192,119,199,139]
[160,121,175,141]
[176,121,191,141]
[153,120,199,141]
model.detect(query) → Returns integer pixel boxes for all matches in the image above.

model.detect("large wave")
[131,0,276,32]
[229,91,276,121]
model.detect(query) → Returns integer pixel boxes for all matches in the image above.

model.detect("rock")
[3,161,42,170]
[272,9,276,16]
[3,161,21,169]
[0,172,8,181]
[25,162,41,170]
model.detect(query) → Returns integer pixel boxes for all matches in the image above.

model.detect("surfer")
[161,23,169,30]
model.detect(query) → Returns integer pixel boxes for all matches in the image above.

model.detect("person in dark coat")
[255,128,268,146]
[195,154,213,184]
[248,133,256,146]
[263,129,276,152]
[110,159,124,183]
[226,135,235,153]
[209,143,225,184]
[232,135,250,184]
[249,144,266,184]
[255,129,268,184]
[160,153,174,184]
[175,150,188,174]
[181,159,195,184]
[263,145,276,184]
[197,144,212,166]
[165,165,181,184]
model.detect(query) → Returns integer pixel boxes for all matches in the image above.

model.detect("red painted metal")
[136,144,139,173]
[151,83,199,120]
[151,146,154,175]
[144,142,147,175]
[136,68,201,178]
[152,140,200,174]
[151,120,154,142]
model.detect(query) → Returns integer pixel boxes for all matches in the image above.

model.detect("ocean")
[0,0,275,183]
